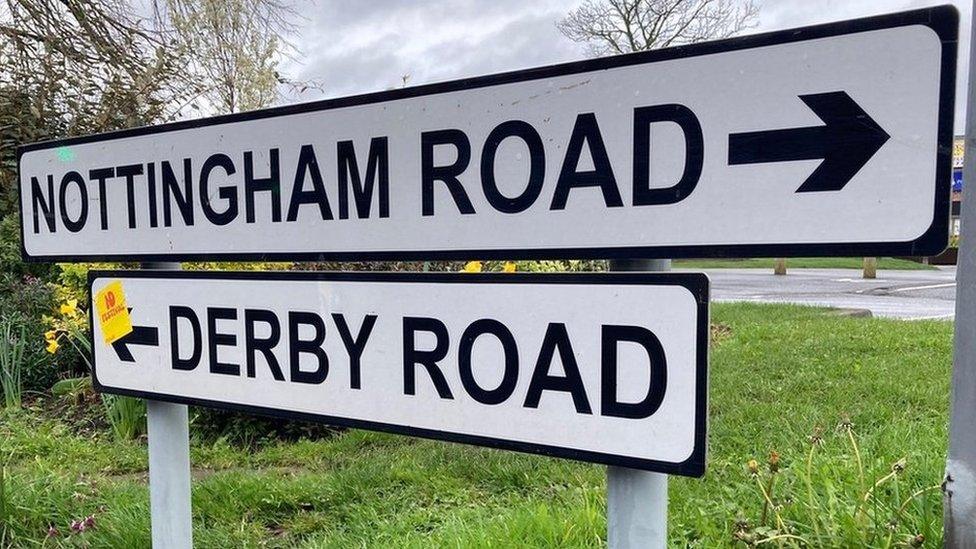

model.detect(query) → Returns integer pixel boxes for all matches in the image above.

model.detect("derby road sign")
[89,270,709,476]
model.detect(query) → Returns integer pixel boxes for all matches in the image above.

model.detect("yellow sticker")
[95,280,133,344]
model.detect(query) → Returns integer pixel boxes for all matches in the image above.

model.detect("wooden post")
[863,257,877,279]
[773,258,787,275]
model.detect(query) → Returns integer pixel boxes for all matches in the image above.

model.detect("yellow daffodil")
[502,262,517,273]
[46,338,59,354]
[461,261,483,273]
[44,329,57,341]
[60,299,78,316]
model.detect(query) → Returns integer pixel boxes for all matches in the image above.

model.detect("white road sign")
[89,271,709,476]
[21,7,957,262]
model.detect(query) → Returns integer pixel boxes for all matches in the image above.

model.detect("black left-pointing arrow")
[112,325,159,363]
[728,91,890,193]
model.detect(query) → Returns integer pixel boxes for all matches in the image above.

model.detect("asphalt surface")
[680,266,958,320]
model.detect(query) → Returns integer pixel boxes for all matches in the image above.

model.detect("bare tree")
[161,0,300,114]
[0,0,198,133]
[558,0,760,55]
[0,0,212,226]
[0,0,318,218]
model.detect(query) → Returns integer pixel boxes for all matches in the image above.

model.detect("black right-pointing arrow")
[728,91,890,193]
[112,325,159,363]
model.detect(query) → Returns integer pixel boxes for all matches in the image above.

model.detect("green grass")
[0,303,952,547]
[674,257,936,270]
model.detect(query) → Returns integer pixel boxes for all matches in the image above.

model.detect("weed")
[735,422,941,547]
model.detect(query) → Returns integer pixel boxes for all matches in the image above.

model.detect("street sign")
[21,7,956,262]
[89,270,709,476]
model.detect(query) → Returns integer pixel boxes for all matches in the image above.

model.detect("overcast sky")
[280,0,972,132]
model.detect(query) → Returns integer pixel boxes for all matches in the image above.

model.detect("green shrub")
[0,215,51,279]
[190,407,337,446]
[297,259,606,273]
[54,262,128,307]
[182,261,293,271]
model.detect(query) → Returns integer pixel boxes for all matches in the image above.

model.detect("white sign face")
[89,271,709,476]
[20,7,956,262]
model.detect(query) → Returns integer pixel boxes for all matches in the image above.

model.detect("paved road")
[678,267,958,320]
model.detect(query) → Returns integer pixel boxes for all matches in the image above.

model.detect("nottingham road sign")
[21,7,956,262]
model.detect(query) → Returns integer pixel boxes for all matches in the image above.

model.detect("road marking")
[886,282,957,293]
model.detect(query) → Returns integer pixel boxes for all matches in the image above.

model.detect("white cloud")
[281,0,584,97]
[281,0,971,131]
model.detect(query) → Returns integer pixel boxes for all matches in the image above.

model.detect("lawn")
[674,257,936,270]
[0,303,953,547]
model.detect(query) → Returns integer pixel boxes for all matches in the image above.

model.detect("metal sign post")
[945,2,976,543]
[142,262,193,549]
[608,258,673,548]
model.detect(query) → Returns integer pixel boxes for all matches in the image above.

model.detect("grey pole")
[608,258,670,548]
[945,4,976,544]
[141,261,193,549]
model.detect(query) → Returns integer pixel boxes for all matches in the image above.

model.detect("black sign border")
[87,270,710,478]
[23,6,957,262]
